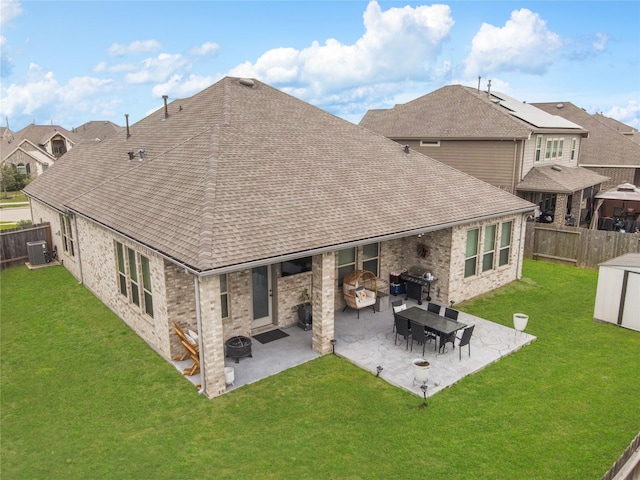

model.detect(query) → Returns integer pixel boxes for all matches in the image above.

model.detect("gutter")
[193,275,206,395]
[67,205,536,277]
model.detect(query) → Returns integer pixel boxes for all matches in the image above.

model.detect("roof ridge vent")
[239,78,255,87]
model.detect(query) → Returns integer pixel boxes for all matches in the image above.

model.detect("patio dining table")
[396,306,467,353]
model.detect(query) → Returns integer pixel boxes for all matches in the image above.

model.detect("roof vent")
[239,78,255,87]
[551,165,562,171]
[556,103,564,109]
[404,145,410,153]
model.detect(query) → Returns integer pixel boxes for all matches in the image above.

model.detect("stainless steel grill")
[400,265,435,304]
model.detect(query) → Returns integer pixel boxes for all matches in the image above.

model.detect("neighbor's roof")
[71,120,123,144]
[1,124,79,159]
[599,253,640,269]
[25,77,534,273]
[516,165,609,193]
[532,103,640,167]
[359,85,585,140]
[593,113,640,144]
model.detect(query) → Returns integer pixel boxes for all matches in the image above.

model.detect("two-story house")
[359,85,609,226]
[24,77,535,398]
[532,102,640,190]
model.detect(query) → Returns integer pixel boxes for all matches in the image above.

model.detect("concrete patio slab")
[173,298,536,399]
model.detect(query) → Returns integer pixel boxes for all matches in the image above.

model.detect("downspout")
[72,213,84,285]
[193,274,206,395]
[517,214,526,280]
[511,140,518,193]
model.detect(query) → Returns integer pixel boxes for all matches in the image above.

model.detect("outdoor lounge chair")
[342,270,378,319]
[173,322,201,375]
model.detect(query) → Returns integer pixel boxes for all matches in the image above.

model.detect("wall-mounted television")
[281,256,312,277]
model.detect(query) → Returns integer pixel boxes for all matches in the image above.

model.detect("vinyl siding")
[402,139,518,191]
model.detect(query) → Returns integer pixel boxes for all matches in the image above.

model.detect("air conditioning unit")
[27,240,47,265]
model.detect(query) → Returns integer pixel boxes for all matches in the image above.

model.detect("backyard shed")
[593,253,640,332]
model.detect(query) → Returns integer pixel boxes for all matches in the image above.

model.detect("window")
[545,140,552,159]
[482,224,496,272]
[570,139,577,160]
[141,256,153,318]
[115,242,153,318]
[558,139,564,158]
[534,135,542,162]
[499,222,512,266]
[464,229,479,278]
[362,243,380,276]
[420,140,440,147]
[127,248,140,307]
[337,248,356,286]
[17,164,27,175]
[551,140,558,158]
[116,242,127,296]
[220,274,229,319]
[59,214,75,256]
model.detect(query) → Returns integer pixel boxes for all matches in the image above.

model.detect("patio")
[174,297,536,398]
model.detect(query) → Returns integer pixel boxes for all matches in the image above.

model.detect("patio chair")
[391,300,405,332]
[172,322,197,360]
[394,312,411,350]
[456,325,475,361]
[444,307,459,321]
[409,320,436,356]
[427,302,441,314]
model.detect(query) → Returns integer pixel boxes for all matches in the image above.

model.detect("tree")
[0,163,27,194]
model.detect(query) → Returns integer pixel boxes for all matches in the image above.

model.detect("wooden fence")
[601,431,640,480]
[0,223,52,268]
[524,222,640,269]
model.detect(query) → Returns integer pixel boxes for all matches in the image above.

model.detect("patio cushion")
[393,304,407,313]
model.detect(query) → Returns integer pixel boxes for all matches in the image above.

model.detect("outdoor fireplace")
[225,336,252,363]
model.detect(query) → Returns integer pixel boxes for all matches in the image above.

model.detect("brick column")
[197,274,227,398]
[553,193,568,226]
[311,252,335,354]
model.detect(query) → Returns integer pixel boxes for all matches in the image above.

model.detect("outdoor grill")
[400,265,435,304]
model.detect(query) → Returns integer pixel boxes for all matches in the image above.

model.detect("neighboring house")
[592,113,640,145]
[359,85,609,226]
[532,103,640,190]
[1,124,79,177]
[71,120,123,145]
[24,77,535,398]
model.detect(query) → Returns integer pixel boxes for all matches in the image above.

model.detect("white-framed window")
[59,214,75,256]
[115,241,154,318]
[220,274,229,319]
[17,164,27,175]
[464,229,479,278]
[465,220,513,277]
[420,140,440,147]
[545,140,552,159]
[482,224,496,272]
[558,139,564,157]
[499,221,513,266]
[544,138,564,160]
[337,248,356,286]
[362,242,380,276]
[534,135,543,162]
[570,139,577,160]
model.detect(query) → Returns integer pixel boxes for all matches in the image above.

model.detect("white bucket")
[513,313,529,332]
[413,358,430,384]
[224,366,235,385]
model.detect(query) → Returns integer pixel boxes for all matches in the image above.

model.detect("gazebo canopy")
[595,183,640,201]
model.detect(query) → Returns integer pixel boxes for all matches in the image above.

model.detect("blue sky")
[1,0,639,131]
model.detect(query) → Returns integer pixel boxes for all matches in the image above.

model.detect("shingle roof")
[71,120,123,144]
[516,165,609,193]
[359,85,584,139]
[532,103,640,167]
[1,124,79,160]
[25,77,534,272]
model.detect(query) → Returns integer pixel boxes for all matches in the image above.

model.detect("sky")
[1,0,639,133]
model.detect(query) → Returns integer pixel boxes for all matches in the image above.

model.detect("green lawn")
[1,260,639,479]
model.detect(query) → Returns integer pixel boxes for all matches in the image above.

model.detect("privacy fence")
[524,222,640,269]
[0,223,52,268]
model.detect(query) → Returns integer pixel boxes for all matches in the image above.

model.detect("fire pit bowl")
[225,336,252,363]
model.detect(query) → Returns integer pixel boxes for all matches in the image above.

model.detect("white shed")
[593,253,640,332]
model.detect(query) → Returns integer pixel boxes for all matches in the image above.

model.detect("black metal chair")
[409,320,437,356]
[456,325,475,361]
[444,307,459,321]
[394,313,411,350]
[391,300,404,332]
[427,302,441,314]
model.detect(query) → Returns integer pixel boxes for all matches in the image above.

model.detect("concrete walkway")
[175,297,536,398]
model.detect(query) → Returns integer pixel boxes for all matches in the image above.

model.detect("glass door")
[251,265,273,329]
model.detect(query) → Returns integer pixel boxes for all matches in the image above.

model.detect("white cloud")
[463,9,562,77]
[0,0,23,26]
[108,39,162,57]
[592,32,608,52]
[605,100,640,129]
[228,1,454,95]
[151,73,218,98]
[93,61,137,73]
[0,63,58,116]
[124,53,190,84]
[188,42,219,57]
